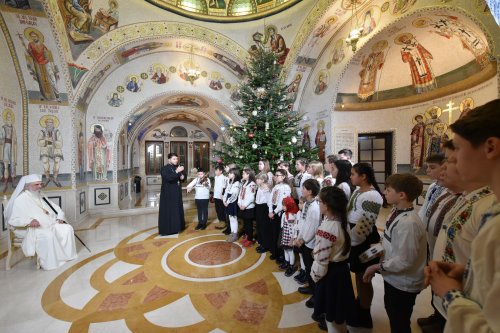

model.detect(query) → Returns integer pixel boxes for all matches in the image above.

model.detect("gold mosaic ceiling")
[146,0,302,22]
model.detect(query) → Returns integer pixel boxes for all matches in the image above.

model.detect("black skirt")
[238,207,255,219]
[314,260,356,324]
[349,223,381,273]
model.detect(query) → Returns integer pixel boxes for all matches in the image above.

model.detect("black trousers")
[195,199,209,226]
[384,281,419,333]
[300,244,315,289]
[270,209,282,257]
[214,198,226,221]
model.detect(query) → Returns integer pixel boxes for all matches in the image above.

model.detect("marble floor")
[0,200,433,333]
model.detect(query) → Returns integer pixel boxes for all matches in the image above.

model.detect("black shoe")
[311,312,324,322]
[318,319,327,331]
[256,245,264,252]
[293,269,305,281]
[417,313,445,327]
[200,225,207,230]
[350,306,373,329]
[256,247,267,254]
[276,256,285,265]
[296,273,308,285]
[195,225,202,230]
[305,296,314,308]
[285,265,296,277]
[298,286,313,295]
[269,254,277,260]
[279,262,289,270]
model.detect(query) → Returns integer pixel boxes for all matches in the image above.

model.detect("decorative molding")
[146,0,302,23]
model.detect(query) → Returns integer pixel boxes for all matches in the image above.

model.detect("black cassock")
[158,164,185,235]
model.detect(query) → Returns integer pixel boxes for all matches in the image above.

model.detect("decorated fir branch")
[214,47,318,171]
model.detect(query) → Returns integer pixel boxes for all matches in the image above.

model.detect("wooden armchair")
[5,226,40,270]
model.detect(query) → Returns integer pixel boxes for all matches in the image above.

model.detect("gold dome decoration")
[146,0,302,23]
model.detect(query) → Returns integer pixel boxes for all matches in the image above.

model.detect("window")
[170,126,188,137]
[145,141,164,175]
[193,141,210,172]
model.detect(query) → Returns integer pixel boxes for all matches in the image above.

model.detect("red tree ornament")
[248,132,254,138]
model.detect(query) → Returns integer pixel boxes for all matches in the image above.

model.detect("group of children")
[185,99,500,333]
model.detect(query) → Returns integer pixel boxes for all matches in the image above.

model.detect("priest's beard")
[27,189,42,199]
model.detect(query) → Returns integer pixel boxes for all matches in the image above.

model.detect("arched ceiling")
[125,93,237,143]
[146,0,302,22]
[335,9,497,110]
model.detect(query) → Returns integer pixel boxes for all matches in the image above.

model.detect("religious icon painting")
[230,86,241,102]
[201,71,208,78]
[95,187,111,205]
[125,75,141,92]
[314,70,329,95]
[169,66,177,73]
[392,0,417,15]
[140,72,148,80]
[209,71,224,90]
[149,64,169,84]
[425,106,442,120]
[459,97,474,119]
[225,82,231,89]
[381,2,390,12]
[360,6,381,37]
[410,113,426,172]
[331,38,345,65]
[116,85,125,93]
[119,184,124,201]
[341,0,367,10]
[80,191,86,214]
[107,92,123,107]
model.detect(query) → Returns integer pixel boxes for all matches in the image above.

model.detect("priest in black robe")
[158,153,185,235]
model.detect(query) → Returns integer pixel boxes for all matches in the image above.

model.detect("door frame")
[357,130,397,183]
[144,140,164,175]
[170,141,188,168]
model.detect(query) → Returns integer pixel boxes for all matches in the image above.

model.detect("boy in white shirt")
[364,173,426,333]
[213,165,228,229]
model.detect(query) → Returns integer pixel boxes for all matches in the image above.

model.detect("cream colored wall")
[330,77,498,166]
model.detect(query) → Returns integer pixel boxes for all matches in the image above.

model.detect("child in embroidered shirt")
[224,168,241,242]
[307,160,325,187]
[363,173,426,333]
[347,162,384,328]
[268,169,291,261]
[280,196,299,277]
[312,186,355,333]
[238,167,257,247]
[418,153,446,222]
[186,169,211,230]
[213,164,228,227]
[258,159,274,186]
[293,196,308,284]
[255,173,271,254]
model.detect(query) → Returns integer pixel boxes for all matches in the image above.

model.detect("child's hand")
[426,261,464,297]
[362,264,379,283]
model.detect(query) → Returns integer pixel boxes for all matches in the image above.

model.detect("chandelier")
[182,45,201,85]
[345,0,364,52]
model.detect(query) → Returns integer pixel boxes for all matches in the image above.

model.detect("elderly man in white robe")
[5,174,77,270]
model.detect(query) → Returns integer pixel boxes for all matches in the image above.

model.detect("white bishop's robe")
[8,191,77,270]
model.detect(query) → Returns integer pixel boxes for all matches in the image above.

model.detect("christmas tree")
[215,47,318,171]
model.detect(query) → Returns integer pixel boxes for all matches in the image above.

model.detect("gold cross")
[442,100,460,124]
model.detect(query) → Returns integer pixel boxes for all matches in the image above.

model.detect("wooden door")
[357,132,393,191]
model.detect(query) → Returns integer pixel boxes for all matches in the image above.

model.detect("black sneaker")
[200,225,207,230]
[284,266,296,277]
[195,225,202,230]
